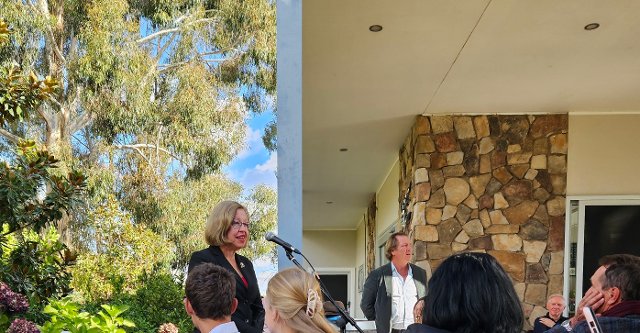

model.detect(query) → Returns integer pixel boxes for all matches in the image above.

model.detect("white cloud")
[255,153,277,173]
[237,126,263,160]
[233,152,277,190]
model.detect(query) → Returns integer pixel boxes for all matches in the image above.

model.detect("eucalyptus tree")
[0,0,277,262]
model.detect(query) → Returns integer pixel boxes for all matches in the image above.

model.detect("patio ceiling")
[301,0,640,230]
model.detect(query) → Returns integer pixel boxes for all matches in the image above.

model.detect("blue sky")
[223,110,278,292]
[224,111,277,190]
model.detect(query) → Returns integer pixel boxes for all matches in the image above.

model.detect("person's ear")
[231,298,239,314]
[184,298,194,315]
[609,287,622,304]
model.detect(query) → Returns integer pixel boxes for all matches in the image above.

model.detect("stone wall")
[399,115,568,330]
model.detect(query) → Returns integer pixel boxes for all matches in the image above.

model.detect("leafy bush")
[0,228,72,319]
[41,298,134,333]
[90,272,190,333]
[70,196,174,303]
[0,282,39,332]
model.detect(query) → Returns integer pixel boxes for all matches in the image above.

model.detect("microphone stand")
[284,249,365,333]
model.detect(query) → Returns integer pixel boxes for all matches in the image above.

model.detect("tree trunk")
[44,0,74,248]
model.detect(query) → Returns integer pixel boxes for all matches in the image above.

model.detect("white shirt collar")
[208,321,239,333]
[391,262,413,276]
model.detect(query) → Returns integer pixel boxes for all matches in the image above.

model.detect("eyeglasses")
[231,220,251,230]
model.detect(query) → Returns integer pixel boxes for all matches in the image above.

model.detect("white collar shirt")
[208,321,240,333]
[390,263,417,330]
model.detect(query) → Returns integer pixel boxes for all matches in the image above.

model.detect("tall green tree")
[0,0,277,262]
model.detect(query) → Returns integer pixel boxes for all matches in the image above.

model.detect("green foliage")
[41,298,135,333]
[1,0,277,266]
[149,174,243,268]
[0,67,58,124]
[241,184,277,262]
[0,228,72,322]
[0,140,86,248]
[70,196,173,302]
[0,19,10,43]
[98,272,190,333]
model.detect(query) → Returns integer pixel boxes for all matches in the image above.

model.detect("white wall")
[303,230,357,268]
[567,114,640,195]
[354,219,366,318]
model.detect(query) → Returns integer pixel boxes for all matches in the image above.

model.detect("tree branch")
[114,144,149,164]
[114,144,186,165]
[33,0,66,64]
[68,111,92,135]
[137,18,218,44]
[157,58,227,73]
[0,128,25,144]
[68,87,91,134]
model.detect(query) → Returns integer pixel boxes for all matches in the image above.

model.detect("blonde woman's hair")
[267,268,338,333]
[204,200,247,246]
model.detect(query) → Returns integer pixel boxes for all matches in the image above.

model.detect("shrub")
[89,272,190,333]
[0,282,39,333]
[41,298,134,333]
[0,228,72,323]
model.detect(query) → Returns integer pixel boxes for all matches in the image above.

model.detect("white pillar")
[276,0,302,269]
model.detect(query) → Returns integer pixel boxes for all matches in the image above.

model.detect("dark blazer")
[405,323,452,333]
[546,315,640,333]
[533,313,566,333]
[360,263,428,333]
[188,246,264,333]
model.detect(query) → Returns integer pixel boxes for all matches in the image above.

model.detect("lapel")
[411,264,427,298]
[384,263,393,296]
[209,246,249,291]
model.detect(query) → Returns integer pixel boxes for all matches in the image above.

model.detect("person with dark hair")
[548,253,640,332]
[188,201,264,333]
[361,232,428,333]
[557,263,640,333]
[185,263,239,333]
[405,252,523,333]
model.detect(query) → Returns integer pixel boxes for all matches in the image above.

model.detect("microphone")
[265,232,301,254]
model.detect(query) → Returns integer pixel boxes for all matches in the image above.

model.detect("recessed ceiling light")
[584,23,600,30]
[339,148,348,152]
[326,201,333,204]
[369,25,383,32]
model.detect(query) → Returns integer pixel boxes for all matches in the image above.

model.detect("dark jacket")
[360,263,428,333]
[405,323,452,333]
[533,312,566,333]
[545,300,640,333]
[188,246,264,333]
[546,315,640,333]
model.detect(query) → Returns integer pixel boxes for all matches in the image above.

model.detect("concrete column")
[276,0,302,269]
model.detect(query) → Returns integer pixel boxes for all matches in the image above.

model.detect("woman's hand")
[413,299,424,323]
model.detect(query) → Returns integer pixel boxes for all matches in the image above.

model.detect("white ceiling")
[301,0,640,230]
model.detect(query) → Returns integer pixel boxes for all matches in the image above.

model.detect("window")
[566,197,640,313]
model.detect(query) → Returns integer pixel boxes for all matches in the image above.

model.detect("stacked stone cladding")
[399,115,568,330]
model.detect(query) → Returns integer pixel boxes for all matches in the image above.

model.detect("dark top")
[405,323,452,333]
[533,312,567,333]
[188,246,264,333]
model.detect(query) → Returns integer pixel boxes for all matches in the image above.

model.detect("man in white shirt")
[185,263,240,333]
[361,232,428,333]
